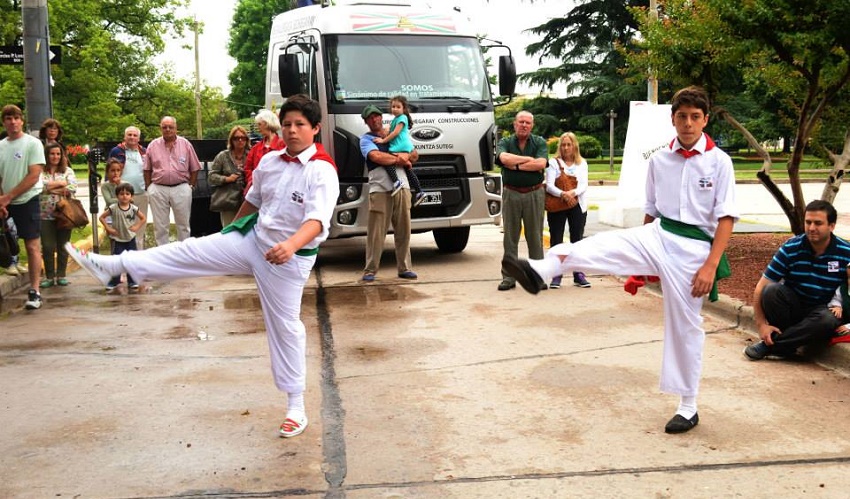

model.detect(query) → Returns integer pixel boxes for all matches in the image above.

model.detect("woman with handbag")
[209,126,249,226]
[544,132,590,289]
[39,141,77,287]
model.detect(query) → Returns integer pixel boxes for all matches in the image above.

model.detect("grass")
[587,154,832,183]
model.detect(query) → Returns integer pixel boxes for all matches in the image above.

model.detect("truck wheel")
[433,226,470,253]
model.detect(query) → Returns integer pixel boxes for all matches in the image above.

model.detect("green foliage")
[627,0,850,232]
[204,117,255,140]
[547,137,559,155]
[1,0,233,145]
[577,134,601,159]
[227,0,292,117]
[522,0,647,137]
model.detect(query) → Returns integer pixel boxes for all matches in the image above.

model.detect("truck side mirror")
[498,55,516,97]
[279,53,301,97]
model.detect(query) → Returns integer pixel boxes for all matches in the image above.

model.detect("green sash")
[659,216,730,302]
[220,212,319,257]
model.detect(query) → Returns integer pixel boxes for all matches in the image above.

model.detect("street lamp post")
[607,109,617,174]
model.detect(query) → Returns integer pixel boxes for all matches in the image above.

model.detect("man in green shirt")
[0,104,46,309]
[496,111,548,290]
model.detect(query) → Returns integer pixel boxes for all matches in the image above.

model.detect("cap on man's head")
[361,105,382,120]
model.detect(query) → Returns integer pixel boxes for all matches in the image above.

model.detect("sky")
[156,0,568,97]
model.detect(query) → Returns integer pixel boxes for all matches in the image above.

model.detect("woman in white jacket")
[545,132,590,288]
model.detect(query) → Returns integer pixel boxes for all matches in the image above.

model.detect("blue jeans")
[108,239,138,287]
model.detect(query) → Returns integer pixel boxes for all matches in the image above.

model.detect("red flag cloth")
[624,275,646,295]
[624,275,661,295]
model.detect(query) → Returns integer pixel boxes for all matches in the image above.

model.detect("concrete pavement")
[2,214,850,497]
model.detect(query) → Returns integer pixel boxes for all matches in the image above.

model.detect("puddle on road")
[163,325,197,340]
[0,338,78,352]
[223,293,261,310]
[329,285,425,308]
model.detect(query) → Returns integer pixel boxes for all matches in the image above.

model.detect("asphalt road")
[1,215,849,498]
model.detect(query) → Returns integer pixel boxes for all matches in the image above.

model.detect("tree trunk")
[714,107,803,234]
[822,129,850,204]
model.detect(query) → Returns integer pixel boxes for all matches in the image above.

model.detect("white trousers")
[147,183,192,246]
[545,220,709,396]
[121,230,316,394]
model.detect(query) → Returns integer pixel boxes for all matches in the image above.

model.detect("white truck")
[265,0,516,252]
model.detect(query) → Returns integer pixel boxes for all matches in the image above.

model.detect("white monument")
[599,101,675,227]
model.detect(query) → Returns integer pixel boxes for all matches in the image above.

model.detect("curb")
[0,235,94,300]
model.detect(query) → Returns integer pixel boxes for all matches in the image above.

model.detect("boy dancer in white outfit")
[504,85,738,434]
[68,94,339,438]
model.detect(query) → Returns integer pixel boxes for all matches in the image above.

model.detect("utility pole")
[607,110,617,174]
[193,18,203,139]
[22,0,53,133]
[647,0,659,104]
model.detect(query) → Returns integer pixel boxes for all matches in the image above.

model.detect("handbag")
[545,159,579,213]
[0,217,17,268]
[54,196,89,230]
[209,183,244,212]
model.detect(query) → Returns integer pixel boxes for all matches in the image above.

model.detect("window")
[325,35,490,102]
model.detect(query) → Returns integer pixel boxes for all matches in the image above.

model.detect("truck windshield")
[325,34,491,102]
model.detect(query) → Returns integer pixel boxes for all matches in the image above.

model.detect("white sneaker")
[278,412,308,438]
[64,242,113,286]
[16,263,28,273]
[5,264,19,276]
[24,289,42,310]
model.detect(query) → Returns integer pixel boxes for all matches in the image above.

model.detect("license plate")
[419,192,442,205]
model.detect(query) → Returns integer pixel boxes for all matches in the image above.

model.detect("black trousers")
[547,204,586,246]
[761,282,840,354]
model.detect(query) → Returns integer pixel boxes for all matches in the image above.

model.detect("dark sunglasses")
[233,136,248,141]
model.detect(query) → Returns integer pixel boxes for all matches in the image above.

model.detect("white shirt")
[123,149,146,192]
[545,157,589,213]
[245,143,339,251]
[644,133,739,237]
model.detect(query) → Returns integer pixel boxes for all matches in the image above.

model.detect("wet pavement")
[1,222,850,498]
[1,182,850,498]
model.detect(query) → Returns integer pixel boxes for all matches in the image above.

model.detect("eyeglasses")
[233,136,248,141]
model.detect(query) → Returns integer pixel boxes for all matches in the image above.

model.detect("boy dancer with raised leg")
[504,86,738,434]
[68,94,339,438]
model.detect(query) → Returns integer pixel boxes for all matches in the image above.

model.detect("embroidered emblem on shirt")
[14,152,22,160]
[697,177,714,190]
[290,191,304,204]
[828,261,840,272]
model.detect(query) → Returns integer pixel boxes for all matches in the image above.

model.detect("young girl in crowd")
[39,141,77,287]
[373,95,425,206]
[101,158,123,209]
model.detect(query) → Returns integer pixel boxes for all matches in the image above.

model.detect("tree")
[1,0,234,144]
[628,0,850,234]
[227,0,291,117]
[522,0,648,140]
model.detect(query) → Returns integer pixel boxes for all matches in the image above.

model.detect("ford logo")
[411,127,441,142]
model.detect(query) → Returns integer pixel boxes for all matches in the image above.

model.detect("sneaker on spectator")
[24,289,42,310]
[391,180,403,196]
[413,191,426,207]
[744,341,770,360]
[549,276,562,289]
[4,264,19,276]
[573,272,591,288]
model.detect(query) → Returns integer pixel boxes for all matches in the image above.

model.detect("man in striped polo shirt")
[748,200,850,360]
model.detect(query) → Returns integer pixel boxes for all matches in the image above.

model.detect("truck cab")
[266,0,516,252]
